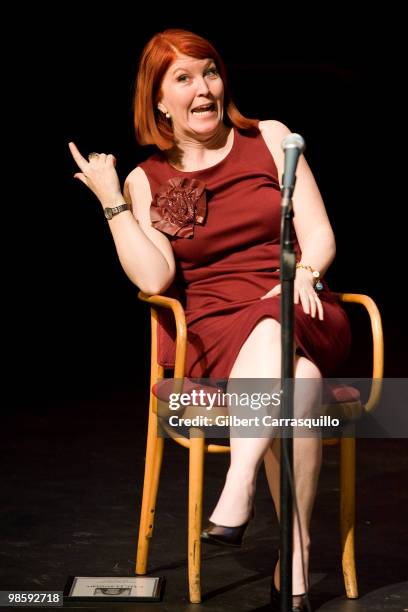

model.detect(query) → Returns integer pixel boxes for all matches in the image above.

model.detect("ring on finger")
[88,152,100,160]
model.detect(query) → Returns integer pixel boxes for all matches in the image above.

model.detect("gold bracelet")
[296,263,323,291]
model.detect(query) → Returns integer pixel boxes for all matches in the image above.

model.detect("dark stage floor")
[1,391,407,611]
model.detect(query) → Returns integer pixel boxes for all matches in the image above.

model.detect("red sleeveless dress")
[139,125,351,379]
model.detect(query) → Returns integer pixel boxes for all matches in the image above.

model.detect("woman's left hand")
[260,268,324,320]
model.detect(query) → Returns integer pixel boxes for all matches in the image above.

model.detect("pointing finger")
[68,141,88,171]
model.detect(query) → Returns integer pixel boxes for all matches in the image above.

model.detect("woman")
[69,28,351,611]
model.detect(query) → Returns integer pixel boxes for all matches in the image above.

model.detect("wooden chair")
[134,291,384,603]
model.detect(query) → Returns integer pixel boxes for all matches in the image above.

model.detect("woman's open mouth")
[191,103,216,117]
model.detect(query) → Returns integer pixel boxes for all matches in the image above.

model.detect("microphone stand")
[279,182,296,612]
[278,133,305,612]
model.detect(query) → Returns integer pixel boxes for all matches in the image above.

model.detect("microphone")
[281,133,306,198]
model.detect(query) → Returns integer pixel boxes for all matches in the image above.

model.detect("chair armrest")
[335,293,384,412]
[138,291,385,413]
[138,291,187,378]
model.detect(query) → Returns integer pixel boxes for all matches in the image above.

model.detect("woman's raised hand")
[68,142,123,207]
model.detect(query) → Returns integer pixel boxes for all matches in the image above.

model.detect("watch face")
[104,208,113,220]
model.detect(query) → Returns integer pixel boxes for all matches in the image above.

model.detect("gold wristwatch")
[103,203,131,220]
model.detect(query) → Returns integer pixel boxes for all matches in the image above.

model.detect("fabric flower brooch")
[150,177,207,238]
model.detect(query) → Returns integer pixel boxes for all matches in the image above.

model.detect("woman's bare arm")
[68,142,175,295]
[258,120,336,276]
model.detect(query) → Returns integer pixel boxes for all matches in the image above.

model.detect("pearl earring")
[165,112,171,119]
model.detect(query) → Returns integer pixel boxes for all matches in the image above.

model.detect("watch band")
[104,203,131,220]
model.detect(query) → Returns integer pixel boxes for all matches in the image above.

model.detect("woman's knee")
[294,355,322,420]
[229,317,282,378]
[295,355,322,379]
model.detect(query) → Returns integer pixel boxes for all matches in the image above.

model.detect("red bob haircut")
[133,28,259,150]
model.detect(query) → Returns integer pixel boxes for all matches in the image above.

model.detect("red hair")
[133,29,259,150]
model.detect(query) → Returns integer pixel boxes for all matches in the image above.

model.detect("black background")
[7,8,406,410]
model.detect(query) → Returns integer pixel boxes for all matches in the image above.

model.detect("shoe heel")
[200,503,255,547]
[270,563,309,611]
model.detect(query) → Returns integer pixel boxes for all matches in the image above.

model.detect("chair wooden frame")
[135,291,384,603]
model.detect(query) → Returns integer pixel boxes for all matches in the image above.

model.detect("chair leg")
[135,401,164,575]
[340,434,358,598]
[188,429,205,603]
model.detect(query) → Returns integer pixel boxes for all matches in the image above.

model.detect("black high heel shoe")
[270,558,310,612]
[270,579,308,611]
[200,505,255,547]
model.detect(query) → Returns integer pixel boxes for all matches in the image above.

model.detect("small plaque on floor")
[63,575,165,603]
